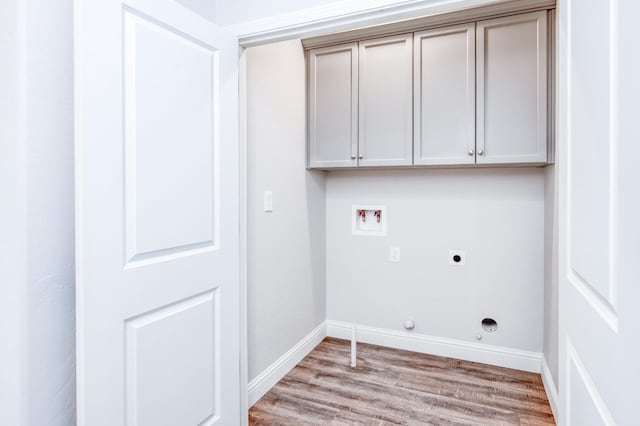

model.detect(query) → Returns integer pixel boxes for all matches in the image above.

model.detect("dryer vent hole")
[481,318,498,333]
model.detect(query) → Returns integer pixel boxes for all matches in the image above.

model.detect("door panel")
[126,290,217,425]
[566,0,612,307]
[414,24,475,165]
[359,34,413,167]
[75,0,240,425]
[124,9,217,262]
[308,43,358,168]
[566,342,615,425]
[477,12,548,164]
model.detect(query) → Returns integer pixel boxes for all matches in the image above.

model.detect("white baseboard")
[326,320,542,373]
[248,321,327,407]
[541,356,559,423]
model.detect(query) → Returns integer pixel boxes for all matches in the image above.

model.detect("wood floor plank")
[249,338,555,425]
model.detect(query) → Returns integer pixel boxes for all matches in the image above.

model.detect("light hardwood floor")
[249,338,555,425]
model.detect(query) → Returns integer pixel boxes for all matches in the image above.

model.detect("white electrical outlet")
[449,250,465,266]
[389,247,400,262]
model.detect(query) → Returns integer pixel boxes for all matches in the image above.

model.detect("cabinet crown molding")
[302,0,555,50]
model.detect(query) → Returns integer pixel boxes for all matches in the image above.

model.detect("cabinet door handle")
[468,149,474,156]
[358,154,364,159]
[478,149,484,156]
[351,155,356,160]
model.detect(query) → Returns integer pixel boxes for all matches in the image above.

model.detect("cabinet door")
[477,11,548,164]
[414,24,475,165]
[308,43,358,168]
[358,34,413,167]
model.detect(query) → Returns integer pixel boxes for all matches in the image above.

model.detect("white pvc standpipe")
[350,324,357,368]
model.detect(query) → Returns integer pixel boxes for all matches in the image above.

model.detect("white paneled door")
[75,1,240,425]
[559,0,640,425]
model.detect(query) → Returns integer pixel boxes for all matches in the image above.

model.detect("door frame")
[238,48,249,426]
[234,1,560,424]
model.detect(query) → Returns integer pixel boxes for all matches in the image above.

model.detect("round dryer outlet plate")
[481,318,498,332]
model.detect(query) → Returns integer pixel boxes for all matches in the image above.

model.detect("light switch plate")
[264,191,273,212]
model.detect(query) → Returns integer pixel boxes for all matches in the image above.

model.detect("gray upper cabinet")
[308,43,358,168]
[358,34,413,167]
[414,23,476,166]
[306,10,552,169]
[476,11,548,164]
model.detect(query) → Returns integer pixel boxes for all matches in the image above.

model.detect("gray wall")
[326,168,546,352]
[246,39,327,381]
[543,165,559,388]
[0,0,76,425]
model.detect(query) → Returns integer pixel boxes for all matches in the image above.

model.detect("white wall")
[217,0,342,25]
[326,168,545,352]
[175,0,216,22]
[0,1,76,425]
[0,2,27,424]
[543,165,559,388]
[246,39,327,381]
[215,0,431,26]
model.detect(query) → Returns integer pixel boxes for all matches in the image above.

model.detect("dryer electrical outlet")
[449,250,466,266]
